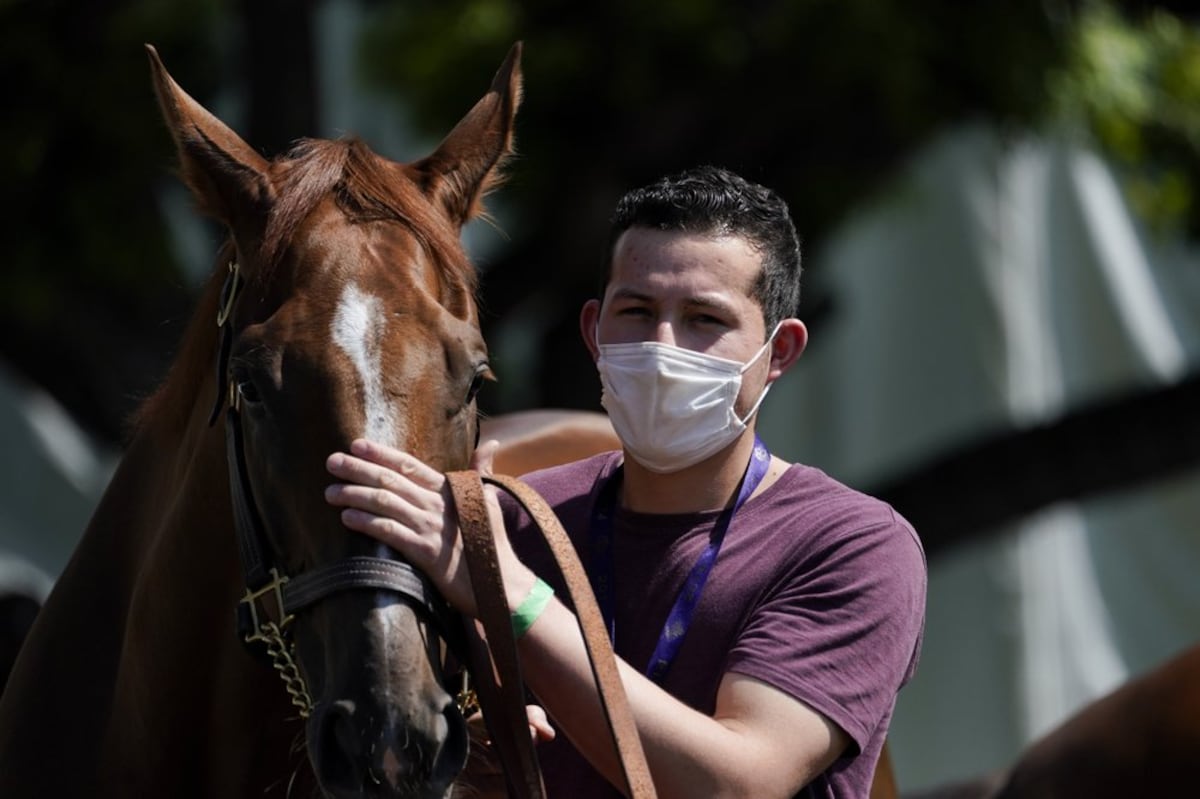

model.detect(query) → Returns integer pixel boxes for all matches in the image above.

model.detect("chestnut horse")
[990,639,1200,797]
[0,43,523,799]
[903,640,1200,798]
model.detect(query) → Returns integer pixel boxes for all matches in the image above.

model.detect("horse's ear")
[145,44,272,224]
[412,42,523,228]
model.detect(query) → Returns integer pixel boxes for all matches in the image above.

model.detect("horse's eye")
[466,365,490,404]
[236,379,262,404]
[229,363,264,405]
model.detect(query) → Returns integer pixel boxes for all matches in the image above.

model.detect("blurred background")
[2,0,1198,792]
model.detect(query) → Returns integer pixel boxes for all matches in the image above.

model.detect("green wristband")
[510,578,554,639]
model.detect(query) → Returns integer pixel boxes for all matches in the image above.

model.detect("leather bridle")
[212,260,654,797]
[212,261,461,718]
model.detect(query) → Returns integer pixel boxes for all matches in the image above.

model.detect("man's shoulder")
[766,463,923,552]
[500,451,622,511]
[769,462,894,517]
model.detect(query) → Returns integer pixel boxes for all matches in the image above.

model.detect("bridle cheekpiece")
[211,261,463,718]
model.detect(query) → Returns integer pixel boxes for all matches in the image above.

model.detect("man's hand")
[461,705,557,799]
[325,438,532,615]
[467,704,556,745]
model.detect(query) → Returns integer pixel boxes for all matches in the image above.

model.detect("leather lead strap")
[447,472,546,799]
[446,470,656,799]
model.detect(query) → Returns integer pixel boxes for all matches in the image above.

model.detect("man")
[325,165,927,798]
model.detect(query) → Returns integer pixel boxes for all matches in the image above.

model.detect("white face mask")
[596,324,780,473]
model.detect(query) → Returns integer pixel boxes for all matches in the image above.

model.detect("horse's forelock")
[259,139,350,273]
[339,139,480,313]
[262,138,478,313]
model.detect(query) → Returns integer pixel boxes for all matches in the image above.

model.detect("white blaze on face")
[331,283,398,448]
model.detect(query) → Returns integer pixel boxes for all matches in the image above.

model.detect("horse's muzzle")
[310,693,468,799]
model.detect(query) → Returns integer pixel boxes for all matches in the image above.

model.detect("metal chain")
[456,671,480,718]
[260,620,315,718]
[261,619,468,722]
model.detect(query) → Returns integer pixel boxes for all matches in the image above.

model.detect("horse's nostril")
[429,698,470,789]
[315,700,364,790]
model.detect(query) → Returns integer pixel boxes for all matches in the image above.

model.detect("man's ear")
[580,299,602,361]
[768,319,808,380]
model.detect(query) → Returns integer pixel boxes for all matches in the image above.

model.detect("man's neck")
[619,432,759,514]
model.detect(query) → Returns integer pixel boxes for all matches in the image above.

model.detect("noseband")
[212,261,461,718]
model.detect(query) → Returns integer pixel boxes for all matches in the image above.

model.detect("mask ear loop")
[737,321,785,376]
[734,321,785,424]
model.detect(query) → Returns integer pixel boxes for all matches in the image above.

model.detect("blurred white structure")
[0,363,115,602]
[760,124,1200,788]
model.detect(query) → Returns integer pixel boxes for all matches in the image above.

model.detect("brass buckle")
[216,261,242,328]
[241,568,293,644]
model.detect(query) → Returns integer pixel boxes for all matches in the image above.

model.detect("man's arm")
[325,438,849,798]
[513,586,850,798]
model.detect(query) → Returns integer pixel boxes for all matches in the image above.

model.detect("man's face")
[592,227,772,414]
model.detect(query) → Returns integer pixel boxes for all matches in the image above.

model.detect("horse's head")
[146,44,521,798]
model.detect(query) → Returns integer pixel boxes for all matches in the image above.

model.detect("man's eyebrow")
[684,295,738,315]
[609,287,655,303]
[609,287,739,314]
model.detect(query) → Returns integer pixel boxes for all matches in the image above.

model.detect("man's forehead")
[613,228,757,275]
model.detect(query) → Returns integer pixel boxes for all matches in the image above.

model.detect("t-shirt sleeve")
[497,452,620,578]
[724,508,926,754]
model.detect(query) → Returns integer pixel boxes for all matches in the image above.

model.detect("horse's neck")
[0,417,304,795]
[109,422,308,787]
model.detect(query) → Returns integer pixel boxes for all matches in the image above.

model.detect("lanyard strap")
[590,436,772,683]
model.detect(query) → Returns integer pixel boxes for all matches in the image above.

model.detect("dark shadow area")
[872,371,1200,559]
[0,594,42,694]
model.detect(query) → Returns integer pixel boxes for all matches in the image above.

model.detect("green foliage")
[355,0,1072,410]
[7,0,1196,436]
[1048,1,1200,237]
[0,0,225,321]
[0,0,226,438]
[357,0,1068,255]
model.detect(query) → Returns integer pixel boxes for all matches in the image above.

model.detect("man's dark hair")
[603,165,802,332]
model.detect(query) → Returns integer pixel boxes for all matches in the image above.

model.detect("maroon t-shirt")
[501,451,926,799]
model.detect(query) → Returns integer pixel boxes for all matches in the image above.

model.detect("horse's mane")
[133,137,480,437]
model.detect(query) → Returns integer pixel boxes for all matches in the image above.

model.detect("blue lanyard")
[589,437,772,683]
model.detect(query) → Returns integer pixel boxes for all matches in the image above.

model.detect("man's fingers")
[470,438,500,477]
[345,439,445,487]
[526,704,555,742]
[465,705,555,745]
[326,450,444,503]
[468,440,506,528]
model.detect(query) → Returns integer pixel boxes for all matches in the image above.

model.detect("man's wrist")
[510,577,554,639]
